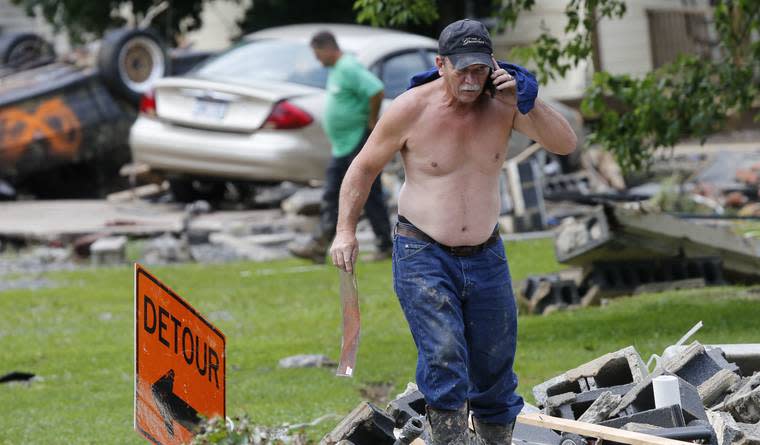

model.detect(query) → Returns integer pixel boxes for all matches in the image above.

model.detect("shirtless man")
[330,19,576,444]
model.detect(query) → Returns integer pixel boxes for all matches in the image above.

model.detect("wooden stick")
[517,413,692,445]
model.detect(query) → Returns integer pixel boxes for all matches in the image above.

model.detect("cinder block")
[609,373,707,423]
[322,402,396,445]
[577,390,622,423]
[661,342,740,389]
[386,385,426,428]
[90,235,127,266]
[548,384,634,420]
[533,346,648,408]
[601,404,686,428]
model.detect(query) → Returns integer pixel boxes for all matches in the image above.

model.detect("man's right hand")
[331,230,359,273]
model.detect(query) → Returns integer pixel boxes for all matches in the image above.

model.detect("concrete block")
[553,203,760,283]
[707,410,760,445]
[577,391,622,423]
[590,257,723,293]
[281,188,323,216]
[322,402,396,445]
[386,383,426,428]
[548,384,634,420]
[661,342,741,389]
[533,346,648,408]
[520,275,581,314]
[699,369,742,407]
[610,372,707,423]
[601,404,686,428]
[90,235,127,266]
[723,372,760,423]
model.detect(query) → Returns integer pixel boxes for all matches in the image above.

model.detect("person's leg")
[392,234,471,444]
[288,154,352,262]
[363,175,393,254]
[462,239,523,443]
[316,154,351,243]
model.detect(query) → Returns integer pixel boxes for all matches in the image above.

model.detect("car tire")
[97,28,168,104]
[0,32,55,69]
[169,178,226,203]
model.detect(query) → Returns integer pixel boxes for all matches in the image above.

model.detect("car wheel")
[0,32,55,70]
[97,28,168,104]
[169,178,226,203]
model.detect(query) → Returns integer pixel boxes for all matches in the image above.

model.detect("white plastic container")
[653,375,681,408]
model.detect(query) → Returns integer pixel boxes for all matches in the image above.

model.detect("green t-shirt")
[323,54,384,157]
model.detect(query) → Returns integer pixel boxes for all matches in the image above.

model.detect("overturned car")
[0,28,210,199]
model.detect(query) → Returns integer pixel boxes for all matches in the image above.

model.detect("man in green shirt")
[289,30,392,263]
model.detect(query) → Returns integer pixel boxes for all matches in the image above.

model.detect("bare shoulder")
[381,83,431,128]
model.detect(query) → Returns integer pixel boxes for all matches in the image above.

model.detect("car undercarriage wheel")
[168,178,226,203]
[0,32,55,70]
[97,28,168,104]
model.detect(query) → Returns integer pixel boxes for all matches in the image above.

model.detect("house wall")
[492,0,711,100]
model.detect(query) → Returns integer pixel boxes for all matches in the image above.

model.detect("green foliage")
[494,0,626,83]
[350,0,759,173]
[10,0,208,44]
[353,0,438,27]
[580,1,759,171]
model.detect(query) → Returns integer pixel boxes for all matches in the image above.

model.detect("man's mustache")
[459,83,482,92]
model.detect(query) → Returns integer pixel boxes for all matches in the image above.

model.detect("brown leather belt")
[395,221,500,257]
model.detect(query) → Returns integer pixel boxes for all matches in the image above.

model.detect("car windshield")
[192,39,328,89]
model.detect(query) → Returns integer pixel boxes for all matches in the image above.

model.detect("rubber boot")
[426,405,470,445]
[472,418,515,445]
[287,237,327,264]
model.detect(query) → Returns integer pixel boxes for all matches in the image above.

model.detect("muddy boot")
[287,237,327,264]
[472,418,515,445]
[427,405,471,445]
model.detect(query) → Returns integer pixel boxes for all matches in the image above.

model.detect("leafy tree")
[354,0,760,171]
[10,0,210,45]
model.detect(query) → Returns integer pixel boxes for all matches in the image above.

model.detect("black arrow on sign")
[151,369,201,437]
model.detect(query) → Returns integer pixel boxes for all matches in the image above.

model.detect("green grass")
[1,238,759,444]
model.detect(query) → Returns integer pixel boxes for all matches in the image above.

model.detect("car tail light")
[262,100,313,130]
[139,90,156,116]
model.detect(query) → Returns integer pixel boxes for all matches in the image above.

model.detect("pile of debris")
[532,342,760,445]
[518,202,760,314]
[323,341,760,445]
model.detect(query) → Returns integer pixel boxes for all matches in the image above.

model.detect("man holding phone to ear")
[330,19,577,444]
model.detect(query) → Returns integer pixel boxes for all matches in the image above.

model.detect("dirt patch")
[359,381,396,407]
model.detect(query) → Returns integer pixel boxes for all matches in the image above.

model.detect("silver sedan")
[129,23,582,202]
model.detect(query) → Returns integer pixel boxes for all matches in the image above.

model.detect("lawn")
[1,237,759,444]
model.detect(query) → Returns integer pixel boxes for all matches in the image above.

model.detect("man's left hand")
[491,56,517,107]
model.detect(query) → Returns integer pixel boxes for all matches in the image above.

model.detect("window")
[378,51,431,99]
[192,39,328,89]
[647,9,714,68]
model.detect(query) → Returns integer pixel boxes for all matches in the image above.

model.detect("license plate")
[193,99,228,120]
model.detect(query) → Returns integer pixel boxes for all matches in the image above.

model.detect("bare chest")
[403,104,513,176]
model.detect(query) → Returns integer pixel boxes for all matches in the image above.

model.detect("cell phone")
[485,71,496,98]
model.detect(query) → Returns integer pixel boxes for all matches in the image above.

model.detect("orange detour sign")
[134,264,225,445]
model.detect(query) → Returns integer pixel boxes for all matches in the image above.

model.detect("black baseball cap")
[438,19,493,70]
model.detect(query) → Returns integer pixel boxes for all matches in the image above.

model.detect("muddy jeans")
[391,224,524,425]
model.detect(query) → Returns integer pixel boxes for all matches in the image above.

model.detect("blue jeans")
[392,227,524,424]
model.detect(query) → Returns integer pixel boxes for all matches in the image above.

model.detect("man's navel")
[431,161,438,168]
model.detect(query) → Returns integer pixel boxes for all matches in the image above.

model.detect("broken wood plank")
[516,413,692,445]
